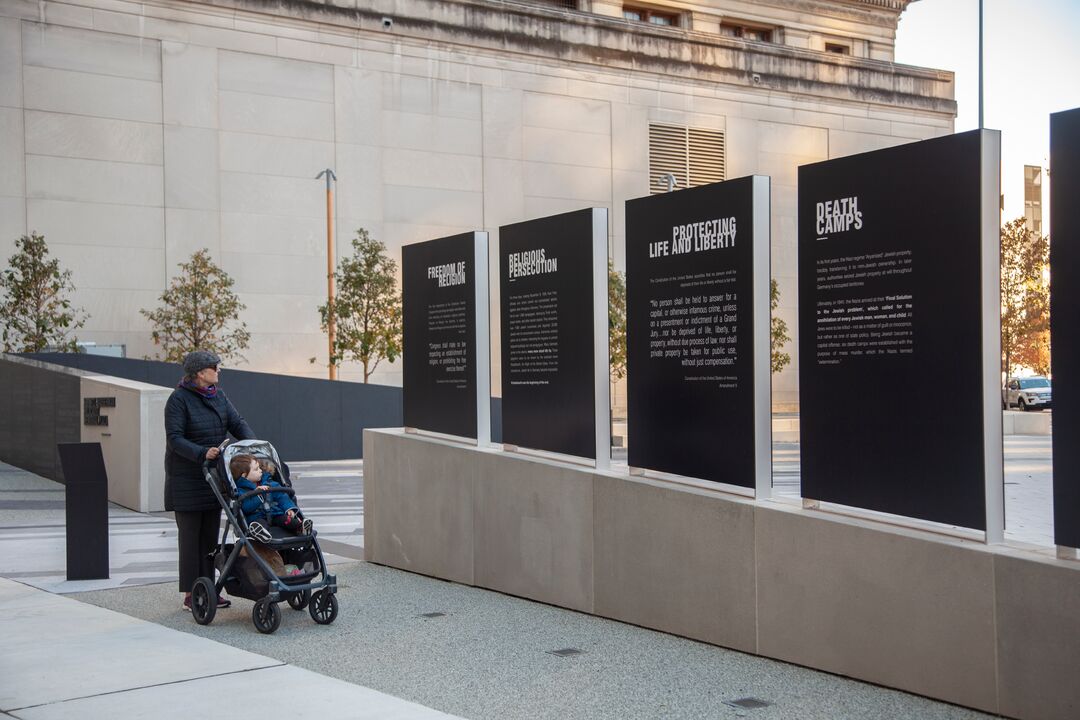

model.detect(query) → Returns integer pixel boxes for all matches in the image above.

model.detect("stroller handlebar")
[237,486,297,503]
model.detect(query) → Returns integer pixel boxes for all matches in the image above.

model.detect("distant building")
[1024,164,1043,235]
[0,0,954,411]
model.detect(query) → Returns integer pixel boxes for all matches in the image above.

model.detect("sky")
[894,0,1080,229]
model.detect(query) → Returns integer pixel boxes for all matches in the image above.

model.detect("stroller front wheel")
[309,589,338,625]
[286,589,310,611]
[252,597,281,634]
[191,577,217,625]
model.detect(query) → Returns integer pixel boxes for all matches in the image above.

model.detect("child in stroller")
[192,439,339,634]
[229,454,314,542]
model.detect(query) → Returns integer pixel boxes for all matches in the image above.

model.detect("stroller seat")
[253,523,315,548]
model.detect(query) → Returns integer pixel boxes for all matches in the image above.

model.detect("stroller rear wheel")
[286,589,310,611]
[252,597,281,634]
[308,589,338,625]
[191,577,217,625]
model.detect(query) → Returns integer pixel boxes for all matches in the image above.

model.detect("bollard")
[58,442,110,580]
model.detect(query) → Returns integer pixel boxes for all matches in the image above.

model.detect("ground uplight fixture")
[724,697,771,710]
[546,647,585,657]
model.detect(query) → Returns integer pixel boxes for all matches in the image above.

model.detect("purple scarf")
[179,377,218,398]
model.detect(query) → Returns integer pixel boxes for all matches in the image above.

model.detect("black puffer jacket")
[164,385,255,512]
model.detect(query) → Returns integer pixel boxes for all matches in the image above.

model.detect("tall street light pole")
[317,169,337,380]
[978,0,984,129]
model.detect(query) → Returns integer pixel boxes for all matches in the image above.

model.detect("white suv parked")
[1003,376,1052,412]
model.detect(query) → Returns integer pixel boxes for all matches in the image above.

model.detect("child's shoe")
[301,518,313,535]
[247,521,271,543]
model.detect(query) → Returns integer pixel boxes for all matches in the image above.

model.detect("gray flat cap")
[182,350,222,376]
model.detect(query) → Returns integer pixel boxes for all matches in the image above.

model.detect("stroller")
[191,439,338,634]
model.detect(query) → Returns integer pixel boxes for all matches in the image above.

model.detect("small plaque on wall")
[83,397,115,426]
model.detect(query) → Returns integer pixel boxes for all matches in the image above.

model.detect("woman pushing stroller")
[229,454,314,542]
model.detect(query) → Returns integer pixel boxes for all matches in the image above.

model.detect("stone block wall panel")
[1,0,953,388]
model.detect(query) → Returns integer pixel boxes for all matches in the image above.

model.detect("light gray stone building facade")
[0,0,954,410]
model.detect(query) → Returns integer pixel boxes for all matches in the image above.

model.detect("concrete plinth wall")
[80,375,169,513]
[365,428,1080,720]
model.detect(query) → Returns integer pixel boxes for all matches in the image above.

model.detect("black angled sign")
[798,130,1000,531]
[499,208,608,460]
[402,232,487,440]
[626,176,771,491]
[1051,107,1080,549]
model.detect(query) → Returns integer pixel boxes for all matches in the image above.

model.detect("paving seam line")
[3,663,287,713]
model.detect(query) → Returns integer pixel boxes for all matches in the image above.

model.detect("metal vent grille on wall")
[648,123,726,194]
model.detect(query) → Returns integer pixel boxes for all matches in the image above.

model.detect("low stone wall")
[0,355,82,482]
[1,355,170,512]
[1002,409,1052,435]
[364,428,1080,720]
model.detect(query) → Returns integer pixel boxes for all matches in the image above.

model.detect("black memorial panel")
[798,130,990,530]
[499,209,600,459]
[626,178,757,487]
[1051,108,1080,548]
[402,233,479,438]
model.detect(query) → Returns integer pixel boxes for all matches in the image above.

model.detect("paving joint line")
[3,663,288,712]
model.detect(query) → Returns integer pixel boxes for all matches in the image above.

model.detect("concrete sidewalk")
[77,561,998,720]
[0,576,461,719]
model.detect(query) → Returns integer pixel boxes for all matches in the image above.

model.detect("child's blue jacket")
[235,472,298,522]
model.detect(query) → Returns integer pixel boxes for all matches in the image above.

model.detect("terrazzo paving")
[75,561,1000,720]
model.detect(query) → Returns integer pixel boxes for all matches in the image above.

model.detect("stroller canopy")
[220,439,285,488]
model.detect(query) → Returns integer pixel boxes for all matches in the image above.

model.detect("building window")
[1024,165,1043,235]
[719,21,773,43]
[624,5,679,27]
[825,42,851,55]
[649,123,726,194]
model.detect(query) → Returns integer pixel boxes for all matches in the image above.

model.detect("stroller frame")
[196,439,338,632]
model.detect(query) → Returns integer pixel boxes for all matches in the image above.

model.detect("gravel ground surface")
[74,562,999,720]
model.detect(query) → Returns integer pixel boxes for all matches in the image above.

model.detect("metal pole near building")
[978,0,984,129]
[317,169,338,380]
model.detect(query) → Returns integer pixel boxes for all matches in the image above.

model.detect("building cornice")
[834,0,915,11]
[192,0,954,114]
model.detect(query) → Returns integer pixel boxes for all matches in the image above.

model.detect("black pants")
[270,511,304,533]
[175,508,221,592]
